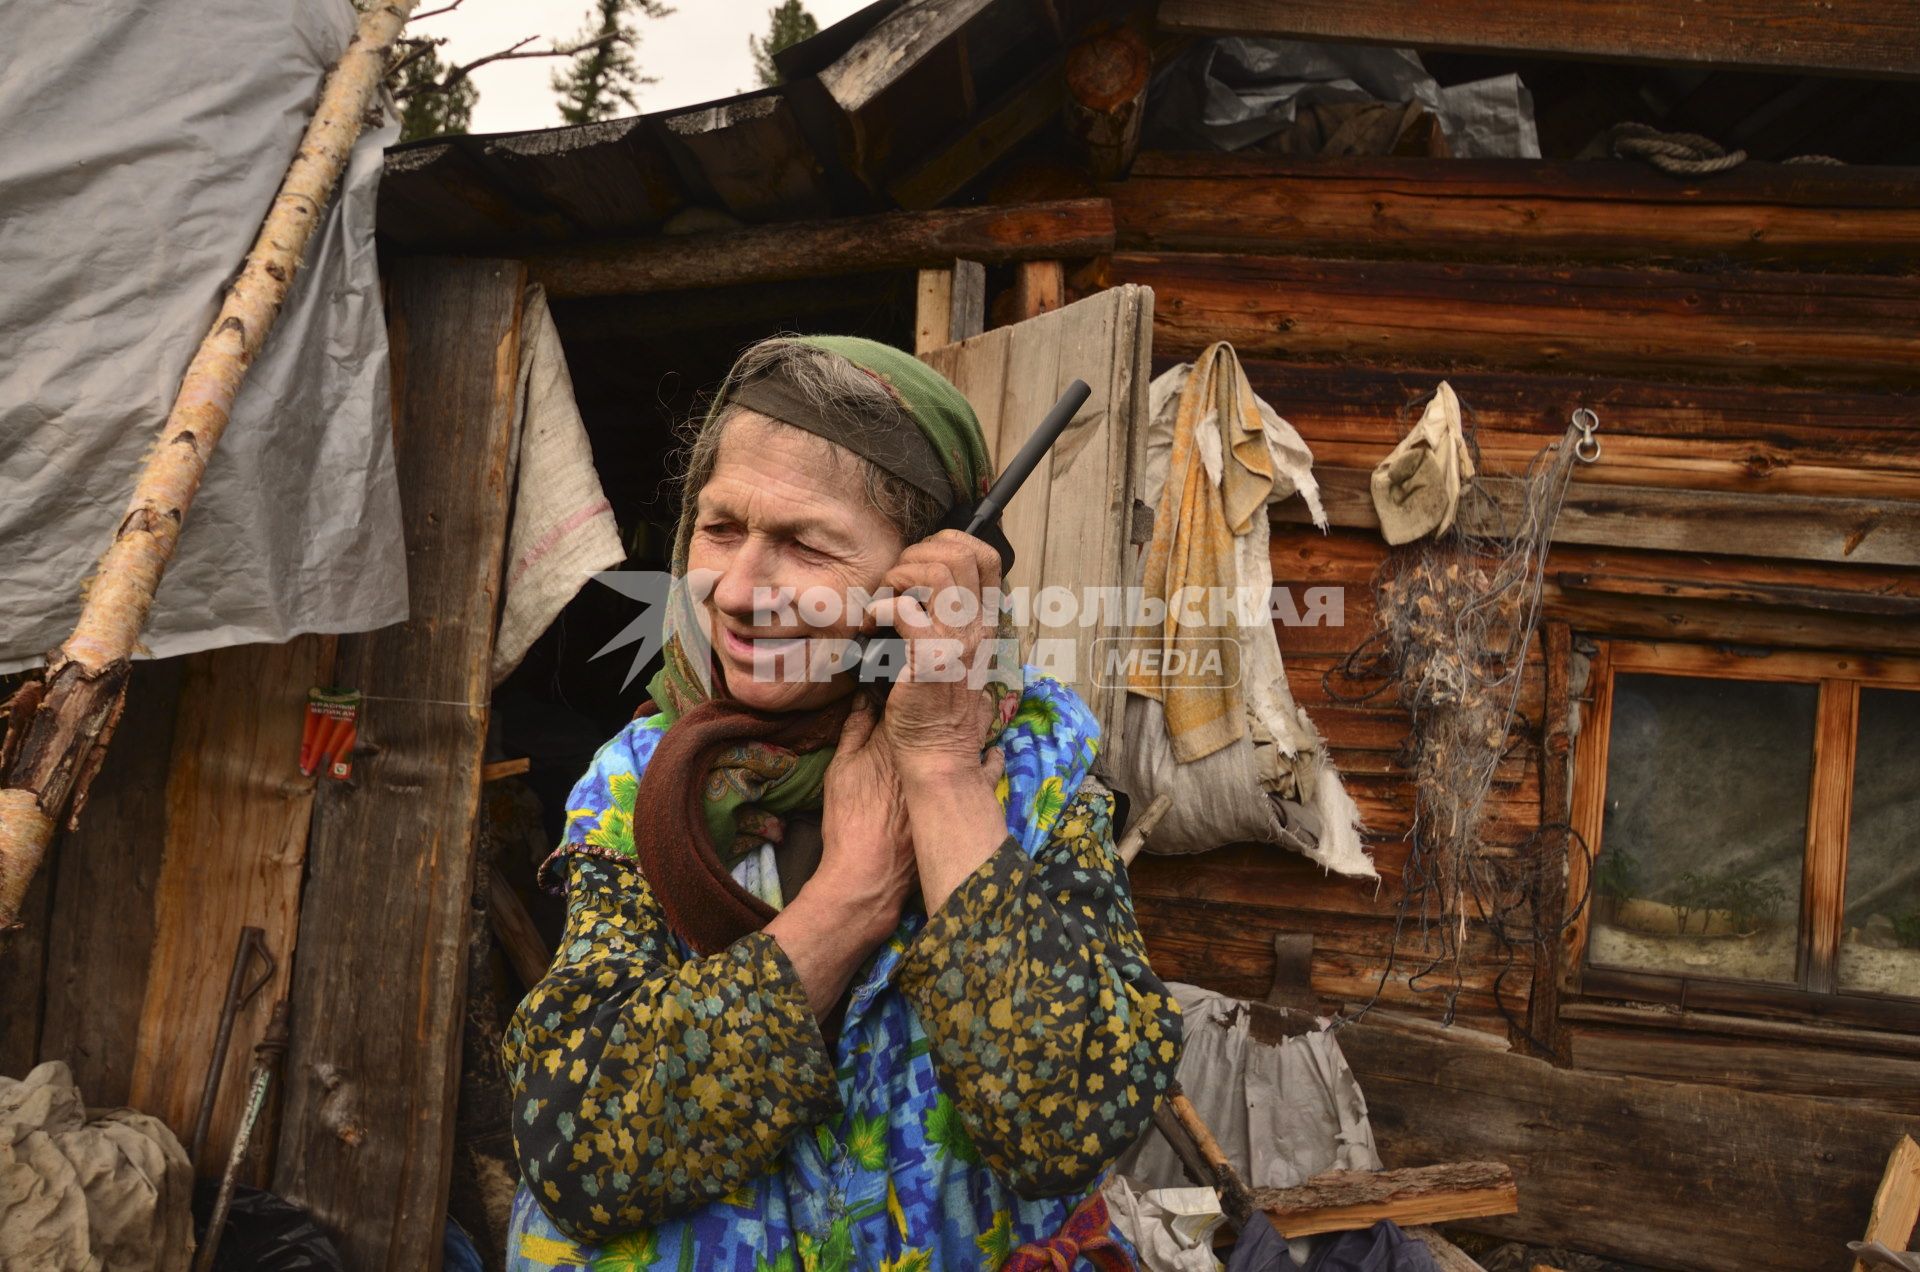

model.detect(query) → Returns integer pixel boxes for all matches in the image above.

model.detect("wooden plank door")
[922,284,1153,777]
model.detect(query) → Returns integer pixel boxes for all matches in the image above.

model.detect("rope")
[1602,121,1846,176]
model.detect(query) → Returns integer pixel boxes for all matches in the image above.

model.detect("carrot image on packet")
[300,688,361,778]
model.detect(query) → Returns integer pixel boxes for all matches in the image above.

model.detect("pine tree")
[392,42,478,143]
[750,1,818,88]
[552,0,672,125]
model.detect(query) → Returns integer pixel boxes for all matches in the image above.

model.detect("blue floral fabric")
[502,670,1182,1271]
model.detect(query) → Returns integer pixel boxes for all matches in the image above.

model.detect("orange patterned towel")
[1128,342,1271,763]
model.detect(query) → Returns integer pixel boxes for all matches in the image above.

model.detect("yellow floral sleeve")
[894,775,1183,1197]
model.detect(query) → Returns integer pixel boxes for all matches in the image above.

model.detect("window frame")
[1563,639,1920,1034]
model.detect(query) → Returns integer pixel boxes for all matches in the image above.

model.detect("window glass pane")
[1840,687,1920,999]
[1589,672,1812,986]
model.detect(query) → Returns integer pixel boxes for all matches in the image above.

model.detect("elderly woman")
[503,336,1182,1271]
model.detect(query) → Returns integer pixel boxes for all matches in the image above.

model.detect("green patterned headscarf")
[643,336,1010,871]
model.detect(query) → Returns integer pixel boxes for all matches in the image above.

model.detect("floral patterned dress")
[502,671,1183,1272]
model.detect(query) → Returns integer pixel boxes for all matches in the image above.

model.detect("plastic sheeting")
[1146,39,1540,159]
[0,0,405,672]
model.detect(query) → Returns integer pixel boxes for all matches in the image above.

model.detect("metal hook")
[1571,407,1601,463]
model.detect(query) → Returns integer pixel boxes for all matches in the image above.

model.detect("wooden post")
[915,268,955,353]
[1011,259,1066,321]
[127,637,334,1173]
[1524,621,1573,1058]
[0,0,419,935]
[271,258,526,1270]
[1064,24,1151,181]
[950,259,987,342]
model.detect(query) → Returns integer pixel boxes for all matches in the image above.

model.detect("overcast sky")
[428,0,874,134]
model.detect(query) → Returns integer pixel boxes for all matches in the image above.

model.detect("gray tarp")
[0,0,405,672]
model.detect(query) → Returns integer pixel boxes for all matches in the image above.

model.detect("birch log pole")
[0,0,418,933]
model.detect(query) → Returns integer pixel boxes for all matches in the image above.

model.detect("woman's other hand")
[868,529,1004,781]
[813,694,915,942]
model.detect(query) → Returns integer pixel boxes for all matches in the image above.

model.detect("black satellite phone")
[858,379,1093,695]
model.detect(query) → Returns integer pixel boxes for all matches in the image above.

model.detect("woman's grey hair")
[672,338,945,556]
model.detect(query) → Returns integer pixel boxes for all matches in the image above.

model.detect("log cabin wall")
[1101,153,1920,1091]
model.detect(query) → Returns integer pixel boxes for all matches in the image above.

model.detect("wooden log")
[1111,155,1920,270]
[1063,25,1150,182]
[1333,1019,1920,1272]
[29,660,185,1099]
[527,198,1115,300]
[272,258,525,1271]
[1254,1162,1518,1238]
[128,636,332,1175]
[1235,361,1920,462]
[1852,1136,1920,1272]
[1104,252,1920,386]
[1559,1000,1920,1059]
[1157,0,1920,81]
[1567,1026,1920,1112]
[0,0,419,934]
[1271,465,1920,568]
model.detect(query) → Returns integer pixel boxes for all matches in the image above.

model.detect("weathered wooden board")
[1105,253,1920,386]
[660,93,833,222]
[31,659,187,1104]
[273,258,524,1271]
[1111,155,1920,270]
[922,284,1152,777]
[1333,1019,1920,1272]
[529,199,1115,299]
[127,636,333,1174]
[1158,0,1920,81]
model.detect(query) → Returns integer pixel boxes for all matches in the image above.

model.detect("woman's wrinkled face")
[686,411,907,712]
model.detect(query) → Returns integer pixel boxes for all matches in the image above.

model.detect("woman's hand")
[867,530,1004,781]
[810,695,915,944]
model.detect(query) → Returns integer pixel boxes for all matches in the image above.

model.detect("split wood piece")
[489,870,553,990]
[1063,24,1150,181]
[1116,791,1173,866]
[1852,1136,1920,1272]
[1110,154,1920,271]
[1157,0,1920,81]
[481,757,530,782]
[1253,1162,1518,1239]
[129,638,333,1177]
[526,198,1115,299]
[1404,1227,1490,1272]
[272,258,526,1272]
[0,0,418,935]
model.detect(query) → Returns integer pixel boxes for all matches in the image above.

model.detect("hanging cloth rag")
[490,285,626,685]
[1116,351,1373,877]
[1131,342,1311,763]
[1369,382,1474,545]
